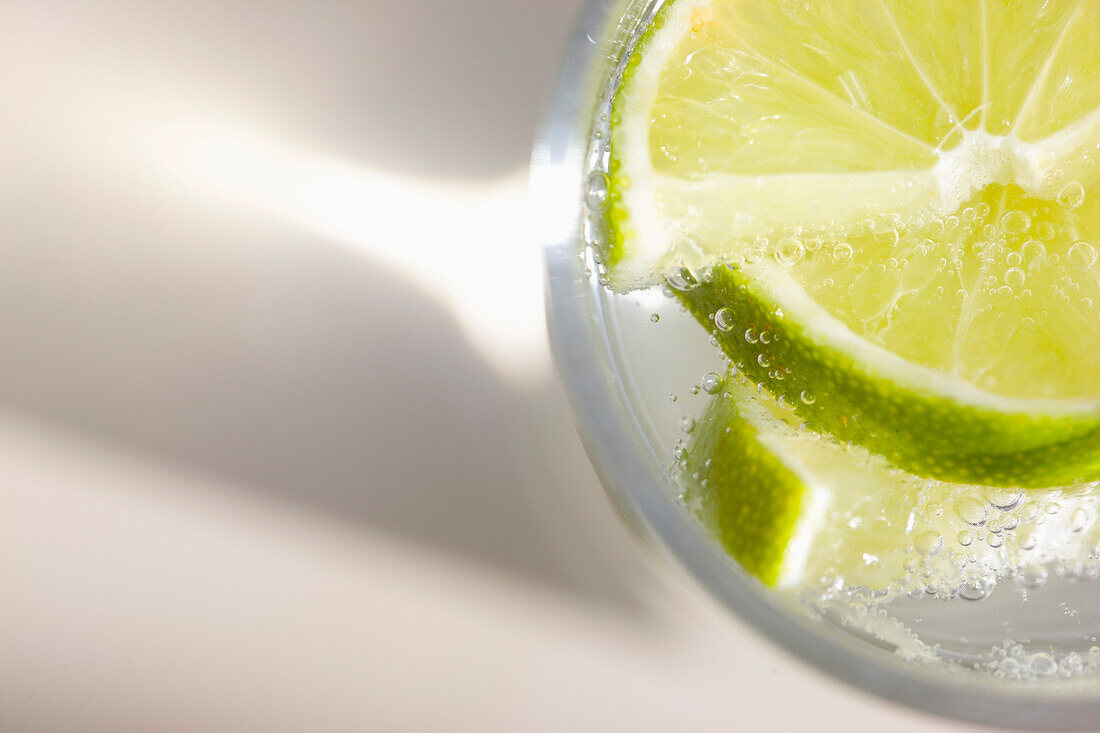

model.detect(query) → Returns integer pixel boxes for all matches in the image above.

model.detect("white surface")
[0,1,998,730]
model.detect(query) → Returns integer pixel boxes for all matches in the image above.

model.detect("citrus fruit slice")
[605,0,1100,486]
[686,376,1100,591]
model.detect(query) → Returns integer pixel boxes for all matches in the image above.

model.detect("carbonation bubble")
[1072,508,1091,533]
[800,390,815,405]
[988,489,1023,511]
[1000,210,1031,235]
[1030,653,1058,678]
[956,498,989,527]
[914,531,942,554]
[958,529,973,547]
[585,171,609,209]
[1056,562,1089,581]
[666,268,699,291]
[714,307,735,332]
[997,657,1021,678]
[650,313,660,323]
[701,372,724,394]
[959,578,995,601]
[774,237,806,267]
[1004,268,1026,288]
[1069,242,1097,270]
[1015,565,1049,590]
[832,243,853,264]
[680,416,695,434]
[1057,181,1086,210]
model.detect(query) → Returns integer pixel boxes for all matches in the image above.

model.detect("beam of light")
[167,125,550,388]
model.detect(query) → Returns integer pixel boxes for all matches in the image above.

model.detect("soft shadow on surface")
[0,172,649,611]
[2,0,584,180]
[0,0,652,609]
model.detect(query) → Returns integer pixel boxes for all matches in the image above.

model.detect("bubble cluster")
[985,642,1100,681]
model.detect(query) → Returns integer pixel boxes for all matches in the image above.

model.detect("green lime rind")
[678,264,1100,489]
[603,0,678,274]
[685,386,805,586]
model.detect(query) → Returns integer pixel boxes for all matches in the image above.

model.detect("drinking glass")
[534,0,1100,728]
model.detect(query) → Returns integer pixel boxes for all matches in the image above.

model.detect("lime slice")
[687,377,1100,591]
[682,262,1100,487]
[605,0,1100,485]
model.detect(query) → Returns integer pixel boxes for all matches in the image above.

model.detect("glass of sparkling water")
[535,0,1100,728]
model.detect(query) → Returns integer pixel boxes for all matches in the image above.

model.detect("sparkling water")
[579,0,1100,679]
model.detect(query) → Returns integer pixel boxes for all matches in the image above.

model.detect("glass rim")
[534,0,1100,728]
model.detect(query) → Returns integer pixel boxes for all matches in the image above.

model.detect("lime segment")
[686,380,1100,591]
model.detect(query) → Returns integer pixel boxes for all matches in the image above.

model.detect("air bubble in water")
[701,372,724,394]
[585,171,609,209]
[650,313,660,323]
[680,416,695,434]
[1030,653,1058,678]
[1068,242,1097,270]
[800,390,815,405]
[1071,508,1091,533]
[959,577,995,601]
[956,498,989,527]
[1004,267,1026,288]
[832,243,853,264]
[988,489,1023,511]
[958,529,973,547]
[774,237,806,267]
[1035,221,1057,241]
[714,307,735,332]
[1056,561,1089,581]
[1057,181,1086,210]
[997,657,1021,678]
[914,530,942,554]
[1015,565,1049,590]
[1000,210,1031,236]
[666,267,699,291]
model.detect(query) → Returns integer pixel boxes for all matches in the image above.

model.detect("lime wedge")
[605,0,1100,485]
[687,377,1100,591]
